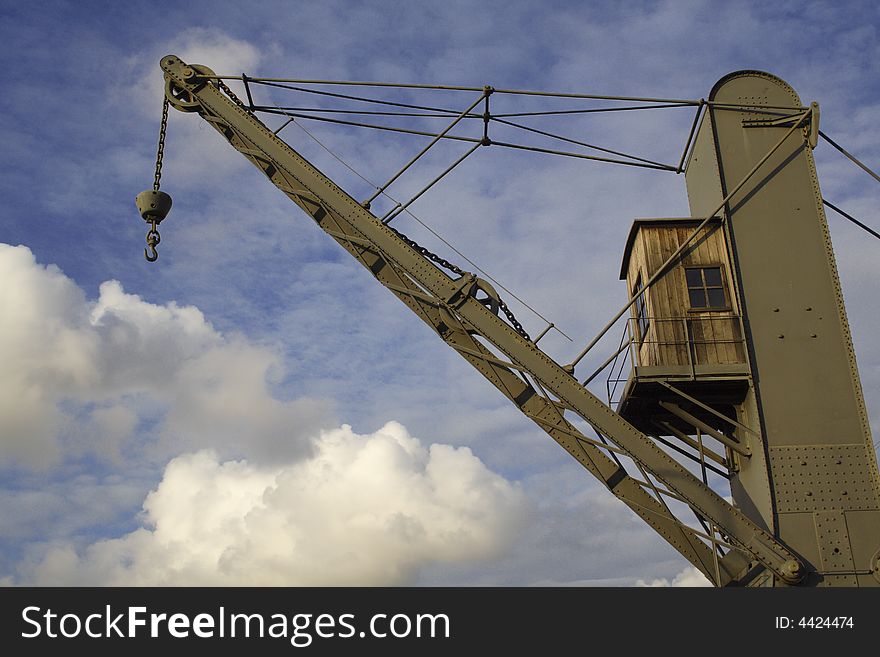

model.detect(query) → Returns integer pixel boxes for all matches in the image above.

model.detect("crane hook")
[136,190,171,263]
[145,244,159,262]
[144,221,161,262]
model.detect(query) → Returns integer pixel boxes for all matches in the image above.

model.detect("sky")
[0,0,878,587]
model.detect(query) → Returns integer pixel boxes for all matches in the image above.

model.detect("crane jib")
[153,55,826,586]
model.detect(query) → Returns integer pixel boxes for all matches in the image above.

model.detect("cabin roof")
[619,216,723,280]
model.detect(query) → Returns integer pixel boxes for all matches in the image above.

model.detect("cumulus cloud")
[0,243,331,470]
[636,566,711,587]
[2,245,525,585]
[21,422,526,586]
[0,244,96,468]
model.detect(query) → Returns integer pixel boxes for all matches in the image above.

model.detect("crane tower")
[616,71,880,586]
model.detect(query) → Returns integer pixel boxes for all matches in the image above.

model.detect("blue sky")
[1,0,878,586]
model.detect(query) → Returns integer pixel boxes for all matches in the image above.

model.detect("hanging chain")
[153,96,170,192]
[142,95,170,261]
[387,225,531,340]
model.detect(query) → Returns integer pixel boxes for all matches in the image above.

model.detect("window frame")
[632,273,650,343]
[684,264,731,312]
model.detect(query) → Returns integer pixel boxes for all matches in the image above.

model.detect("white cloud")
[0,244,96,469]
[636,565,712,587]
[0,243,530,587]
[20,422,526,586]
[0,243,330,470]
[125,26,263,110]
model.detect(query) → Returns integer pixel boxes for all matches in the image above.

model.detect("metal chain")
[387,225,531,340]
[153,97,169,191]
[499,298,531,341]
[387,225,465,276]
[217,79,249,110]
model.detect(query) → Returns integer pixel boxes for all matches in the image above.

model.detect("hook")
[136,189,171,263]
[144,223,161,263]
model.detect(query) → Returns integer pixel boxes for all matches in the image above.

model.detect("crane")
[138,55,880,587]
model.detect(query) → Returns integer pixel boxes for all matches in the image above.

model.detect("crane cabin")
[615,216,750,437]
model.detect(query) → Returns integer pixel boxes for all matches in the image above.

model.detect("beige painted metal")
[682,71,880,586]
[154,56,879,586]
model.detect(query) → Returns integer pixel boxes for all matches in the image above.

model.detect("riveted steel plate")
[770,444,879,513]
[814,511,856,581]
[737,94,770,123]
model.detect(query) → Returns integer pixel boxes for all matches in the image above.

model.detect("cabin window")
[686,266,727,310]
[633,274,650,341]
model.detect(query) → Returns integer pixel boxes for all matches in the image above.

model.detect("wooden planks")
[624,220,745,370]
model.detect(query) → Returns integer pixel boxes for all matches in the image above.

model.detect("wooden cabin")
[614,217,751,433]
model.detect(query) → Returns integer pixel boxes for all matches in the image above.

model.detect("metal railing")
[606,315,746,407]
